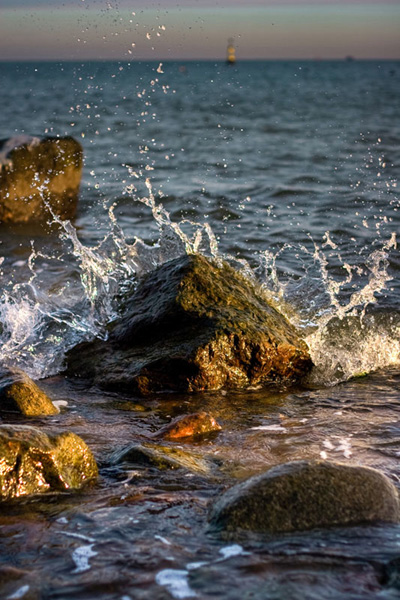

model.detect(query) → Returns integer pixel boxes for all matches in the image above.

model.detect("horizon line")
[1,57,399,63]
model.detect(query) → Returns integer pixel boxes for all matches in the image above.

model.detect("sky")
[0,0,399,61]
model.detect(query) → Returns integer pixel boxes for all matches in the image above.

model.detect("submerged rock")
[67,254,312,394]
[0,135,82,224]
[110,442,211,474]
[0,366,58,416]
[154,412,222,440]
[0,425,98,500]
[209,460,400,534]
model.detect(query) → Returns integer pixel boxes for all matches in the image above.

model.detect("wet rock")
[209,460,400,534]
[0,366,58,416]
[110,442,211,474]
[0,135,82,224]
[154,412,221,440]
[0,424,98,500]
[67,254,312,394]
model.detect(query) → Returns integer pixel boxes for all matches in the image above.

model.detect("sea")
[0,59,399,599]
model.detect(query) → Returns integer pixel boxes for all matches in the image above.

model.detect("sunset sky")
[0,0,399,61]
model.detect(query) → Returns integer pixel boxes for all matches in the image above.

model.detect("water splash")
[0,171,399,383]
[257,232,399,386]
[0,180,220,379]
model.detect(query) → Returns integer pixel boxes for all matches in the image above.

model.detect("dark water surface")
[0,60,400,599]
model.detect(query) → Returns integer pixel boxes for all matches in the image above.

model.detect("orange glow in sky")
[0,1,399,61]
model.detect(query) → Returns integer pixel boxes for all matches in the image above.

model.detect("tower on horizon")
[226,38,236,65]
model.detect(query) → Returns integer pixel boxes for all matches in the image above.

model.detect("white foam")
[7,586,30,600]
[251,424,286,432]
[52,400,68,410]
[71,544,97,573]
[218,544,249,560]
[154,534,172,545]
[320,436,353,459]
[155,569,196,599]
[185,561,208,571]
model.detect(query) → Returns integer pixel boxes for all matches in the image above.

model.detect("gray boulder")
[209,460,400,534]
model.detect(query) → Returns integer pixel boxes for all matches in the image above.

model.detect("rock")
[0,424,98,500]
[0,366,58,416]
[110,442,211,474]
[0,135,83,224]
[67,254,312,394]
[154,412,221,440]
[209,460,400,534]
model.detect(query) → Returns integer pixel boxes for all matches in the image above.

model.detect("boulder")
[154,412,221,440]
[0,366,58,416]
[0,135,83,224]
[0,425,98,500]
[209,460,400,534]
[67,254,312,394]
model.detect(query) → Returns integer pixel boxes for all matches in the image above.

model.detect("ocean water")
[0,59,400,599]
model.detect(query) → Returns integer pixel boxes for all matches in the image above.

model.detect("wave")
[0,181,399,386]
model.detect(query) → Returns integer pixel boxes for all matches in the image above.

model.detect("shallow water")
[0,59,400,599]
[2,370,400,599]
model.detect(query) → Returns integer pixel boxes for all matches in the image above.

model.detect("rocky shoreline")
[1,135,399,539]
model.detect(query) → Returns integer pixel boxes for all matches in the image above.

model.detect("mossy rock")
[0,136,82,224]
[0,366,58,416]
[209,460,400,534]
[110,442,211,474]
[67,254,312,394]
[0,425,98,500]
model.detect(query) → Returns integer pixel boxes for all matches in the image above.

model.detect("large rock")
[209,460,400,534]
[0,425,98,500]
[67,254,312,394]
[0,366,58,416]
[0,135,82,224]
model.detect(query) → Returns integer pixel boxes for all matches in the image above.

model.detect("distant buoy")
[226,38,236,65]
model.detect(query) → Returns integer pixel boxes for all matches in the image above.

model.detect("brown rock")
[67,254,312,394]
[0,135,83,224]
[154,412,222,440]
[0,366,58,416]
[0,424,98,500]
